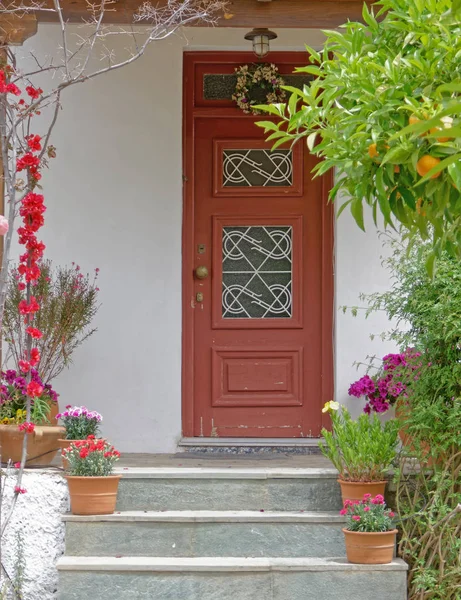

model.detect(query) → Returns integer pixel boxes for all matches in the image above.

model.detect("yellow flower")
[322,401,340,414]
[1,417,9,425]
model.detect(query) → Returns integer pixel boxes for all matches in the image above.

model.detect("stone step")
[63,510,346,558]
[57,556,408,600]
[115,466,341,512]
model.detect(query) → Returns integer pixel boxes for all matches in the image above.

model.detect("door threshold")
[179,437,324,448]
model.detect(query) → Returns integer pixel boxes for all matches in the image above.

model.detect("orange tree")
[256,0,461,270]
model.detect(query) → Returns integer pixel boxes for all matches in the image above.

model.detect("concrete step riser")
[116,477,342,512]
[65,520,346,558]
[58,569,408,600]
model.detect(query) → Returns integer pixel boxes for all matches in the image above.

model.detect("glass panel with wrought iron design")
[222,226,292,319]
[223,149,293,187]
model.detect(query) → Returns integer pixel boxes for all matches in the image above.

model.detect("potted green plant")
[320,402,399,503]
[0,368,63,465]
[56,405,103,468]
[64,436,121,515]
[341,493,398,564]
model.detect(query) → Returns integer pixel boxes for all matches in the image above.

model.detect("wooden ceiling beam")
[35,0,370,27]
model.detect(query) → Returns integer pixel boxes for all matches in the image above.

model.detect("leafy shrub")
[352,240,461,599]
[320,404,399,481]
[256,0,461,260]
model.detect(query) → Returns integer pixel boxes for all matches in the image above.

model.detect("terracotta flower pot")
[338,479,387,504]
[65,475,121,515]
[343,528,397,564]
[0,424,65,466]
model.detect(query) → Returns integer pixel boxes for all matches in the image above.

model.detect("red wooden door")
[183,52,333,439]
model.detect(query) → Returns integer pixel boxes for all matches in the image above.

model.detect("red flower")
[371,494,385,505]
[27,381,43,397]
[13,462,21,468]
[79,448,89,459]
[17,152,40,172]
[18,360,31,373]
[26,134,42,152]
[18,283,26,291]
[6,83,21,96]
[26,326,42,339]
[18,296,40,315]
[26,86,43,99]
[18,98,25,106]
[14,486,27,494]
[18,422,35,434]
[30,347,40,366]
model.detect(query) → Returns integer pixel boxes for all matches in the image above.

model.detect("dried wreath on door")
[232,63,286,114]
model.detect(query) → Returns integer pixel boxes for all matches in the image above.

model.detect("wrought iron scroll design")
[222,226,292,319]
[223,149,293,188]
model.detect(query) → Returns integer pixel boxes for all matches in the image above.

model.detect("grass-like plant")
[320,403,399,482]
[4,261,100,383]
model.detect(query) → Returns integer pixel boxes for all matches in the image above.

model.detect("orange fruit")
[368,143,378,158]
[368,143,389,160]
[394,165,400,173]
[416,155,441,179]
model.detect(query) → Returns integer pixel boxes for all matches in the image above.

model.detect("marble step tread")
[114,466,338,479]
[63,510,345,523]
[57,556,408,573]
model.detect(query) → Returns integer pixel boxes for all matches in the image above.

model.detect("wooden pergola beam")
[35,0,370,27]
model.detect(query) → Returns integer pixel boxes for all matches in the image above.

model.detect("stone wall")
[2,469,68,599]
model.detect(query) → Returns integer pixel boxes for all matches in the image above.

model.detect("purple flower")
[348,375,376,398]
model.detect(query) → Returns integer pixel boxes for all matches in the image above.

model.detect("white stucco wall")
[13,25,396,452]
[2,470,68,599]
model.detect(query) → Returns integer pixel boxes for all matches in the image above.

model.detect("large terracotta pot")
[65,475,121,515]
[338,479,387,504]
[343,528,397,564]
[0,424,65,466]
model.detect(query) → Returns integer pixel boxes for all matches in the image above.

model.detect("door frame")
[181,51,334,438]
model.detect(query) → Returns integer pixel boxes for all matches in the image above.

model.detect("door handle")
[195,265,209,280]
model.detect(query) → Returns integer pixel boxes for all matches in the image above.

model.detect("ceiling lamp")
[244,28,277,58]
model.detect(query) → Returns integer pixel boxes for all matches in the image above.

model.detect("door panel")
[182,52,334,439]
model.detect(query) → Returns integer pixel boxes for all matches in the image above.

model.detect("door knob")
[195,265,209,280]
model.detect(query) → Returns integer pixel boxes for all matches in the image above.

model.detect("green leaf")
[255,121,279,132]
[336,198,352,218]
[351,197,365,231]
[425,251,436,277]
[399,186,417,210]
[252,104,285,117]
[448,161,461,190]
[302,44,321,64]
[452,0,461,13]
